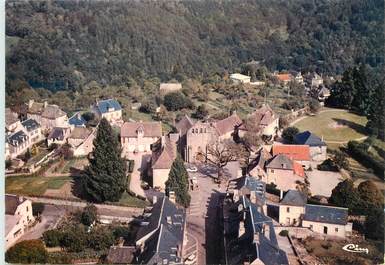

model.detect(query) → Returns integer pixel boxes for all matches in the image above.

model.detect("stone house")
[279,190,307,226]
[265,154,305,191]
[272,144,311,168]
[68,112,86,128]
[26,100,68,132]
[67,127,95,157]
[92,99,122,123]
[6,131,29,159]
[149,135,178,190]
[305,72,323,88]
[302,205,352,238]
[47,127,72,146]
[5,194,34,250]
[185,113,242,163]
[175,115,195,159]
[294,131,327,161]
[135,196,186,264]
[21,118,43,146]
[230,73,251,84]
[5,108,21,133]
[274,73,293,86]
[120,121,162,157]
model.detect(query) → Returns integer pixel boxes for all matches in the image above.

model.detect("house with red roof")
[274,73,293,85]
[272,144,311,168]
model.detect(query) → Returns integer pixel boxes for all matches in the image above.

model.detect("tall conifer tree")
[83,118,127,202]
[166,156,191,207]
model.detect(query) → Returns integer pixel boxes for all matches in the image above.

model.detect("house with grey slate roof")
[21,118,43,145]
[68,112,86,128]
[223,195,289,265]
[26,100,68,132]
[294,130,327,161]
[92,99,122,124]
[135,196,186,264]
[279,190,307,226]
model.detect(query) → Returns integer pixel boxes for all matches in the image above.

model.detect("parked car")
[184,254,196,265]
[187,166,198,172]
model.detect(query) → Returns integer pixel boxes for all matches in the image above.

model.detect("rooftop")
[230,73,251,80]
[151,137,177,169]
[121,121,162,138]
[7,130,28,146]
[304,204,348,225]
[5,108,19,127]
[159,83,182,92]
[280,190,307,206]
[21,118,40,132]
[69,127,92,140]
[175,115,195,136]
[96,99,122,114]
[272,144,310,161]
[6,194,27,215]
[69,112,86,127]
[214,113,242,136]
[294,131,327,147]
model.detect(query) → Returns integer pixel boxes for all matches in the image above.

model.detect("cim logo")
[342,244,369,254]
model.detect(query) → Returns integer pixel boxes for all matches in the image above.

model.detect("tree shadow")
[332,118,368,135]
[205,190,225,264]
[267,203,279,222]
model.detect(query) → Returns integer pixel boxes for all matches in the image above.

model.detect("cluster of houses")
[5,98,124,170]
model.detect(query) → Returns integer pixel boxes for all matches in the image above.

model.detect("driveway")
[307,169,344,197]
[17,205,65,242]
[127,152,150,198]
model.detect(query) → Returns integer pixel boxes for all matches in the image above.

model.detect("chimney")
[239,220,245,238]
[152,196,157,205]
[43,101,48,108]
[77,112,82,119]
[233,189,239,202]
[253,232,260,243]
[250,190,257,204]
[279,190,284,200]
[18,196,23,203]
[321,135,324,142]
[263,223,270,239]
[28,99,34,108]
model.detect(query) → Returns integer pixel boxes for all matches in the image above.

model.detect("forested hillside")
[6,0,383,93]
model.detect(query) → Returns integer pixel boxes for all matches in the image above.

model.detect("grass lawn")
[6,175,72,196]
[294,109,368,142]
[114,192,149,208]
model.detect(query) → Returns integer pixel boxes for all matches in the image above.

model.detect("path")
[127,152,147,198]
[25,196,144,217]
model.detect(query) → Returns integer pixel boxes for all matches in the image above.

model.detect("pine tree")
[165,155,191,207]
[82,118,127,203]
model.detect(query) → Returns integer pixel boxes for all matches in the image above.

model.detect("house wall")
[9,140,29,159]
[310,146,327,161]
[261,117,279,136]
[186,124,216,163]
[27,127,43,145]
[152,168,171,190]
[72,133,95,157]
[248,166,267,180]
[266,168,303,190]
[121,136,160,156]
[101,110,122,122]
[7,121,22,133]
[302,220,352,238]
[6,200,35,250]
[279,205,305,226]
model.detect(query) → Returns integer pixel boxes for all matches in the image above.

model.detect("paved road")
[127,152,148,197]
[26,196,144,217]
[186,164,226,265]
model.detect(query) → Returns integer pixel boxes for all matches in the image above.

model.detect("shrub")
[279,230,289,237]
[317,159,338,171]
[139,100,157,113]
[87,227,114,251]
[266,183,281,196]
[281,127,299,144]
[42,230,63,247]
[164,92,194,111]
[60,226,88,252]
[6,240,48,264]
[81,204,98,226]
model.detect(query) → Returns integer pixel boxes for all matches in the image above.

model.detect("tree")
[60,226,88,252]
[165,155,191,208]
[139,99,157,114]
[308,98,321,114]
[87,227,114,251]
[357,180,384,208]
[42,230,63,247]
[332,151,349,170]
[366,80,385,140]
[328,179,361,214]
[193,104,209,120]
[59,143,74,160]
[364,207,384,240]
[206,141,242,181]
[81,204,98,226]
[281,127,299,144]
[6,240,48,264]
[83,118,127,203]
[163,92,194,111]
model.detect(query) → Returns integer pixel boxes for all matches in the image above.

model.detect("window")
[309,225,313,230]
[26,206,29,212]
[271,169,274,173]
[286,207,290,213]
[335,228,338,232]
[200,128,203,133]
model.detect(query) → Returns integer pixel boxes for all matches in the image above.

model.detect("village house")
[5,194,34,250]
[6,131,29,159]
[92,99,122,123]
[47,127,72,146]
[135,196,186,264]
[5,108,21,133]
[265,154,305,191]
[241,104,279,140]
[272,144,311,168]
[185,113,242,163]
[223,194,288,265]
[159,83,182,95]
[67,127,95,157]
[175,115,195,159]
[149,134,178,190]
[274,72,293,86]
[292,71,304,84]
[279,190,307,226]
[120,121,162,157]
[302,204,353,238]
[294,131,327,161]
[68,112,86,128]
[26,100,68,132]
[318,86,331,105]
[21,118,43,146]
[230,73,251,84]
[305,72,323,88]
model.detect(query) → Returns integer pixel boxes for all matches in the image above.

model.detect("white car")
[187,166,198,173]
[184,254,196,265]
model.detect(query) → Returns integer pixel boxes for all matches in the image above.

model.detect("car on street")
[184,254,196,265]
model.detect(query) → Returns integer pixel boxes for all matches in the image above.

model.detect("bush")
[279,230,289,237]
[139,100,157,113]
[42,230,63,247]
[81,204,98,226]
[317,159,338,171]
[32,202,45,216]
[6,240,48,264]
[60,226,88,252]
[266,183,281,196]
[164,92,194,111]
[281,127,299,144]
[87,227,114,251]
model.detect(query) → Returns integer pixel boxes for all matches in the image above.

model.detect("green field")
[6,176,72,196]
[294,109,368,142]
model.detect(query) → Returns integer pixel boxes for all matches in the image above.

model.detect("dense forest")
[6,0,384,93]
